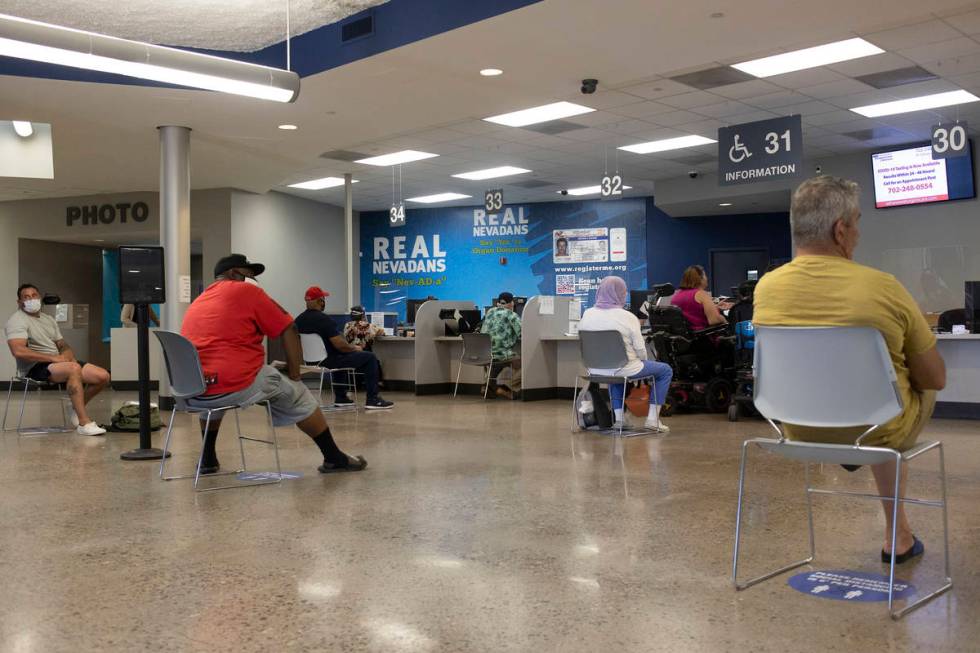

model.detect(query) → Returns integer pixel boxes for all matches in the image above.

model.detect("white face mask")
[22,299,42,314]
[244,277,259,286]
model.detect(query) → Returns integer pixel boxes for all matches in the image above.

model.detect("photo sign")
[718,115,803,186]
[931,122,969,159]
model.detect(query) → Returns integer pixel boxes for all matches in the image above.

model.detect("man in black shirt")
[294,286,394,410]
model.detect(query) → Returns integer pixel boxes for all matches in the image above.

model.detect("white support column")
[345,172,354,308]
[158,126,192,406]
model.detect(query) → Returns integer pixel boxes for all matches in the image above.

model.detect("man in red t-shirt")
[181,253,366,475]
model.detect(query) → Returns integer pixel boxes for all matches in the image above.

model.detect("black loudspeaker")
[119,246,166,304]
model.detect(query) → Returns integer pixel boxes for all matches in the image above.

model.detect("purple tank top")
[672,288,709,331]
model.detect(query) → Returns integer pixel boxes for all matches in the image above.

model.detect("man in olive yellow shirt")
[754,175,946,564]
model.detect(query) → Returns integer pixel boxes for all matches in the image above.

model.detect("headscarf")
[594,275,628,310]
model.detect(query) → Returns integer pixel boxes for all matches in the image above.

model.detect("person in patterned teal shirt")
[480,291,522,398]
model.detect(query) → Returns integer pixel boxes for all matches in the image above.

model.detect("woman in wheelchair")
[579,276,673,432]
[672,265,732,330]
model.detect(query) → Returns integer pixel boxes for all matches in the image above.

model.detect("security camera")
[688,170,699,179]
[815,165,822,174]
[559,189,569,195]
[581,78,598,94]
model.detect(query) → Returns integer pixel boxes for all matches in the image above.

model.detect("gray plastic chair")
[2,374,72,436]
[733,326,951,620]
[573,329,660,437]
[299,333,358,412]
[454,333,495,399]
[154,330,282,492]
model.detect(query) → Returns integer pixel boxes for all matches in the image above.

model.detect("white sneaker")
[646,420,670,434]
[68,407,80,428]
[77,421,106,436]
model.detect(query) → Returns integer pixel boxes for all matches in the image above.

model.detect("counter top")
[541,335,580,341]
[434,336,463,342]
[936,333,980,340]
[375,336,415,342]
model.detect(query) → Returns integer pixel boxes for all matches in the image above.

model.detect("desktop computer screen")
[967,281,980,333]
[406,299,427,325]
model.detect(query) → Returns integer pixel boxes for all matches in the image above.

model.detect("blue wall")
[645,198,791,287]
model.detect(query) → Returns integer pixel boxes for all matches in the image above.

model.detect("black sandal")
[318,455,367,474]
[881,536,924,564]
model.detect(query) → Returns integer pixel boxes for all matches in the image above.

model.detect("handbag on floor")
[625,383,651,418]
[110,401,162,432]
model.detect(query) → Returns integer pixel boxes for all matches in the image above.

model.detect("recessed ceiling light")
[480,68,503,77]
[94,239,105,242]
[452,166,531,181]
[484,101,595,127]
[732,38,884,78]
[618,135,716,154]
[850,89,980,117]
[287,177,358,190]
[405,192,472,204]
[11,120,33,138]
[278,124,298,130]
[558,185,634,196]
[719,202,733,207]
[355,150,439,166]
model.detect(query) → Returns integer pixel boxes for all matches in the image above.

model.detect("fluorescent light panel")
[11,120,32,137]
[405,193,471,204]
[560,185,633,196]
[0,14,299,102]
[452,166,531,181]
[732,38,884,78]
[355,150,439,166]
[851,89,980,117]
[288,177,358,190]
[618,135,716,154]
[484,101,595,127]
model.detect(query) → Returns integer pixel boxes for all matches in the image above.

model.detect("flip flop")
[881,536,924,564]
[318,455,368,474]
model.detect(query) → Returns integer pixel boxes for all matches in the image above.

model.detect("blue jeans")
[608,360,673,410]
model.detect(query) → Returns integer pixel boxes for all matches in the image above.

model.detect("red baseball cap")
[304,286,330,301]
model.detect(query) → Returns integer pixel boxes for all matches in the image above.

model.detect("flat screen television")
[871,141,975,209]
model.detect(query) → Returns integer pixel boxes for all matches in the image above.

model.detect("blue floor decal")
[788,570,916,602]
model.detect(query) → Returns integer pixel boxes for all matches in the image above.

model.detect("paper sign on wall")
[539,296,555,315]
[569,299,582,321]
[179,275,191,303]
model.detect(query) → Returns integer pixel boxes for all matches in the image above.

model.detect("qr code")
[556,274,576,295]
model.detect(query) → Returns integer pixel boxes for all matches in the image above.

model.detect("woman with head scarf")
[578,276,673,432]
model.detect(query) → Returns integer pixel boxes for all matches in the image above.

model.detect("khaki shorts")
[186,365,320,427]
[784,390,936,452]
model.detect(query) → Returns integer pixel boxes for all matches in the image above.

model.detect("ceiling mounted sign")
[931,122,969,159]
[718,115,803,186]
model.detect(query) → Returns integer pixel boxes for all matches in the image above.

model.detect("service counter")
[935,333,980,419]
[520,296,585,401]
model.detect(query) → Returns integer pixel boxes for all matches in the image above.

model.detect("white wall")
[0,189,231,378]
[230,191,356,317]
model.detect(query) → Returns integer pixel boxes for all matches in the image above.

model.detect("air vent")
[511,179,555,189]
[341,12,375,43]
[320,149,371,162]
[521,120,587,135]
[669,66,754,90]
[843,127,908,141]
[855,66,938,89]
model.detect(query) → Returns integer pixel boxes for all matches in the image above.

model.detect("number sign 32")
[600,173,623,198]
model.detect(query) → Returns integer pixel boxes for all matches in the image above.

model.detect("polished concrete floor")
[0,389,977,652]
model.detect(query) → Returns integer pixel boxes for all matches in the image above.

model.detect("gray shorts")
[186,365,320,427]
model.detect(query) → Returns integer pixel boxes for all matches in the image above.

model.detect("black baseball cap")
[214,253,265,278]
[350,305,366,317]
[497,291,515,304]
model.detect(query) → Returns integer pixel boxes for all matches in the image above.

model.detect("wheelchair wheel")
[705,378,734,413]
[728,403,739,422]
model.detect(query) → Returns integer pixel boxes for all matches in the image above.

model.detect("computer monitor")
[406,299,427,325]
[630,284,674,318]
[747,269,759,281]
[967,281,980,333]
[326,313,352,328]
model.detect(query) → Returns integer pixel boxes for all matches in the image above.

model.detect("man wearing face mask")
[295,287,393,410]
[5,283,110,435]
[755,176,946,566]
[180,254,366,474]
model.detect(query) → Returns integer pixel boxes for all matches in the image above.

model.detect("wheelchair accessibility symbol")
[729,134,752,163]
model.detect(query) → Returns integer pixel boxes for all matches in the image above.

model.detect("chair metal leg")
[733,441,813,590]
[235,409,247,471]
[618,377,627,438]
[453,355,463,398]
[804,462,816,559]
[885,452,902,615]
[483,365,492,400]
[159,406,178,478]
[192,410,213,489]
[570,376,581,433]
[2,378,14,432]
[268,402,283,482]
[17,379,29,434]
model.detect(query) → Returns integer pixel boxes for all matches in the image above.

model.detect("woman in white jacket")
[579,276,673,432]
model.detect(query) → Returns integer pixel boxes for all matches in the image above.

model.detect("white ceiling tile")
[920,52,980,77]
[796,79,876,99]
[864,20,963,50]
[802,110,859,126]
[691,100,755,118]
[559,127,619,143]
[607,101,679,118]
[658,91,724,109]
[567,90,646,110]
[619,78,698,100]
[899,37,980,66]
[710,79,783,100]
[744,90,812,109]
[943,9,980,35]
[676,118,725,135]
[564,110,632,127]
[601,118,663,134]
[648,110,705,127]
[724,110,779,125]
[776,100,840,116]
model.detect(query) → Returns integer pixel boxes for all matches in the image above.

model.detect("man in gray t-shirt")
[5,284,111,435]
